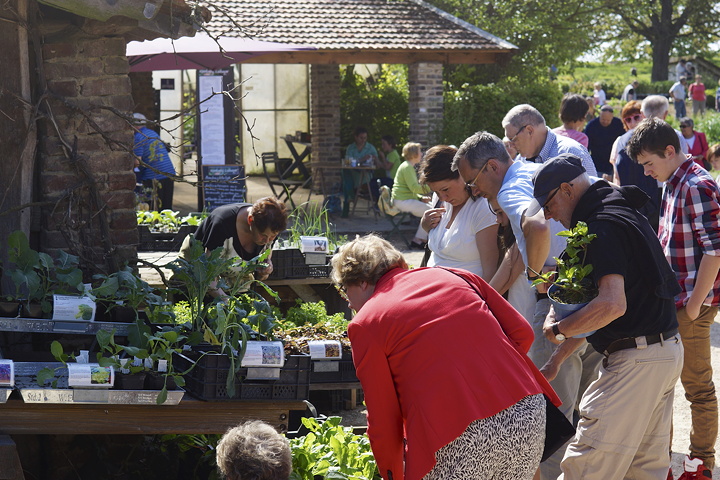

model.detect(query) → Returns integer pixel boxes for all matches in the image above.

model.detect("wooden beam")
[0,398,306,435]
[244,50,510,65]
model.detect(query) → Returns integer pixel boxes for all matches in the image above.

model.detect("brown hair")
[626,118,680,161]
[250,197,289,233]
[419,145,459,184]
[620,100,642,131]
[216,420,291,480]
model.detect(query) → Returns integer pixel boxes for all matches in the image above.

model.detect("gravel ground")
[338,239,720,476]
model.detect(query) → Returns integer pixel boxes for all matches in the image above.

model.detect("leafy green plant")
[7,230,83,312]
[91,266,163,321]
[289,417,379,480]
[532,221,598,304]
[286,203,347,252]
[36,340,77,387]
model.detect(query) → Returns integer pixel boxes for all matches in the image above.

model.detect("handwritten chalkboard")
[201,165,246,211]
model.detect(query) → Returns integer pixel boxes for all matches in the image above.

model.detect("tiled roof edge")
[408,0,517,50]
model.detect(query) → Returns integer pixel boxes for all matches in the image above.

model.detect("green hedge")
[441,80,563,145]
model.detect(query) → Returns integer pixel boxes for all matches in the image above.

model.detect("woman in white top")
[419,145,499,281]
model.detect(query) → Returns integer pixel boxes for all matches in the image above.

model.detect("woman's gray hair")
[680,117,694,128]
[216,421,292,480]
[331,234,408,286]
[452,131,511,171]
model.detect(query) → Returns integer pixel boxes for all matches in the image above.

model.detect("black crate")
[174,352,310,401]
[309,354,358,383]
[268,249,305,280]
[138,225,196,251]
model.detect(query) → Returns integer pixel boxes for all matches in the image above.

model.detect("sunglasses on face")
[623,114,642,124]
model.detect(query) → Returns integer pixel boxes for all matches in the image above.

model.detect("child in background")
[707,144,720,184]
[552,94,590,148]
[392,142,432,249]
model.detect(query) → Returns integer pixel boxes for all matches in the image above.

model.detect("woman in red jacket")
[679,117,709,168]
[331,234,560,480]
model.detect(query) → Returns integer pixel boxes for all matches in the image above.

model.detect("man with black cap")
[531,153,682,480]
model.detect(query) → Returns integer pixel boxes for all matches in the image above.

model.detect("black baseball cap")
[527,153,586,216]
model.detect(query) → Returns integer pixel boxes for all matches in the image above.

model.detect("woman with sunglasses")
[331,234,560,480]
[679,117,709,168]
[608,101,643,184]
[417,145,499,282]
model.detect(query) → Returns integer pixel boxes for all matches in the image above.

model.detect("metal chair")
[376,180,412,247]
[261,152,311,208]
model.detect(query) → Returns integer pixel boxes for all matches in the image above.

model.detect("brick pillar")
[39,34,137,274]
[408,62,444,148]
[309,64,341,195]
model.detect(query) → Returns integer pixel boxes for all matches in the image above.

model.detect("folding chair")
[377,180,412,248]
[261,152,311,208]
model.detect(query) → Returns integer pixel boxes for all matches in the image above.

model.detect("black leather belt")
[536,292,549,300]
[605,328,679,355]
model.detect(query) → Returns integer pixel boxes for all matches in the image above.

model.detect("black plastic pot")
[0,301,20,318]
[115,372,147,390]
[145,372,177,391]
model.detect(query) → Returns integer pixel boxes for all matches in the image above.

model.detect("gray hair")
[502,104,546,130]
[680,116,694,128]
[216,421,292,480]
[452,131,511,171]
[641,95,669,119]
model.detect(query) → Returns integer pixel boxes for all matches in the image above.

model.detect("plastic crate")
[268,249,305,280]
[138,225,196,251]
[174,352,310,401]
[310,355,358,383]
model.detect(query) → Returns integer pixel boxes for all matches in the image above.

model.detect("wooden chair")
[377,180,412,248]
[261,152,311,208]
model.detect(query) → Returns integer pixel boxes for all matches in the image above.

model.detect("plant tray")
[138,225,197,252]
[310,356,358,383]
[13,362,184,405]
[0,389,10,403]
[269,249,333,279]
[174,352,310,401]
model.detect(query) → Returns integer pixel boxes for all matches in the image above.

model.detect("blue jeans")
[675,99,687,119]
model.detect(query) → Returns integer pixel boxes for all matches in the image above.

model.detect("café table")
[280,136,311,180]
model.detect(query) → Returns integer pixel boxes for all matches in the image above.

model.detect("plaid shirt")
[658,157,720,308]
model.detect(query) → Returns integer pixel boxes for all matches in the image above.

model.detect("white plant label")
[52,295,96,322]
[241,341,284,367]
[67,363,114,388]
[308,340,341,359]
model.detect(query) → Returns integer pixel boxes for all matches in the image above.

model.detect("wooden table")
[0,397,306,479]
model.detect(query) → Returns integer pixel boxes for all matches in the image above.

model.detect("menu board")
[202,165,246,211]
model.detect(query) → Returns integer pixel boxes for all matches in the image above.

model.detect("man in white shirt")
[669,76,688,119]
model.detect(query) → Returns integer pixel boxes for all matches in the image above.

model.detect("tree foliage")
[340,64,409,151]
[427,0,720,82]
[599,0,720,81]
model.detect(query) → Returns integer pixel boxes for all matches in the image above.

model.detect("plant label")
[308,340,341,360]
[300,236,329,253]
[241,341,285,367]
[67,363,114,388]
[52,295,96,322]
[0,360,14,387]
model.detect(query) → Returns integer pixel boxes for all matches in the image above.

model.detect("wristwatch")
[552,323,566,342]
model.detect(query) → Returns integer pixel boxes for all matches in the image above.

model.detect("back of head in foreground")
[331,234,408,287]
[216,420,292,480]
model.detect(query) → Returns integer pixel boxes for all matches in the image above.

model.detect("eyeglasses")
[541,186,565,212]
[680,124,691,129]
[334,284,349,302]
[623,114,642,124]
[508,125,528,144]
[464,161,490,189]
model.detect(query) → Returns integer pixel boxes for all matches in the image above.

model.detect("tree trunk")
[651,34,673,82]
[0,0,36,295]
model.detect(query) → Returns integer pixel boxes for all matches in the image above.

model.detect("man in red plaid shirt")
[628,118,720,480]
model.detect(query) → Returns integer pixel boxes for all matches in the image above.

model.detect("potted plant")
[7,230,83,317]
[532,221,598,319]
[91,266,162,322]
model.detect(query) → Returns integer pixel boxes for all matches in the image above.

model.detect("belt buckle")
[636,335,648,350]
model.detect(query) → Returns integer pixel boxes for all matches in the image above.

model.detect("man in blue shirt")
[133,113,176,210]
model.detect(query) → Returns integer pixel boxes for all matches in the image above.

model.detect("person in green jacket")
[392,142,432,249]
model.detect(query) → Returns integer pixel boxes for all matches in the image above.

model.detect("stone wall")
[40,34,137,274]
[309,64,342,195]
[408,62,444,148]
